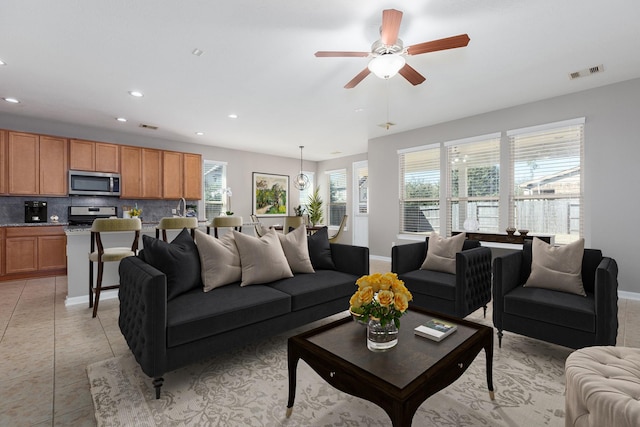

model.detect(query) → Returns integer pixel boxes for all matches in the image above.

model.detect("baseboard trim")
[370,255,391,262]
[65,290,118,307]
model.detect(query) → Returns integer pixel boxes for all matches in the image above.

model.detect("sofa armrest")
[594,256,619,345]
[118,256,168,379]
[492,250,524,330]
[391,241,427,275]
[330,243,370,277]
[455,246,492,315]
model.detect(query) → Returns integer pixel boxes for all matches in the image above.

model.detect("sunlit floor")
[1,258,638,426]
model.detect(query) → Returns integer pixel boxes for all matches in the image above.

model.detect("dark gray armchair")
[492,240,618,349]
[391,238,492,318]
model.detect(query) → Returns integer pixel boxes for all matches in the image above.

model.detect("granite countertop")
[0,222,69,227]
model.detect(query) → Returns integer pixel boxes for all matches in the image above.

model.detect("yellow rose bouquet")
[349,272,413,328]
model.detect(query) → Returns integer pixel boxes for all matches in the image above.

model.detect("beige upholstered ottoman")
[565,346,640,427]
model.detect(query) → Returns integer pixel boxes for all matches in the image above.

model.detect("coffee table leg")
[286,345,300,418]
[485,338,495,400]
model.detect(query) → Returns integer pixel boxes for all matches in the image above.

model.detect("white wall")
[368,78,640,293]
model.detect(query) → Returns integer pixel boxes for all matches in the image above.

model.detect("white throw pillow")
[277,224,315,274]
[194,229,242,291]
[420,231,466,274]
[233,229,293,286]
[524,237,586,296]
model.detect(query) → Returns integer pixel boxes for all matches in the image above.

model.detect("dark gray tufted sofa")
[391,238,492,319]
[118,243,369,398]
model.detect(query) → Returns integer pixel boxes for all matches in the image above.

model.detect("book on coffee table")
[414,318,457,342]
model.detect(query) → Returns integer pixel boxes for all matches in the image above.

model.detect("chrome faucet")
[176,197,186,217]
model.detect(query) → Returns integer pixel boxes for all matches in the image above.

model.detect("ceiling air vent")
[569,64,604,80]
[139,123,158,130]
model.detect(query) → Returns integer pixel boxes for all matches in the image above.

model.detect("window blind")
[398,145,440,234]
[446,135,501,234]
[203,160,227,220]
[509,120,584,244]
[327,169,347,226]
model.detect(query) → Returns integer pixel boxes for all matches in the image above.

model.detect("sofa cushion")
[524,237,586,296]
[277,224,315,273]
[399,269,457,301]
[269,270,357,311]
[194,229,241,291]
[233,229,293,286]
[504,286,595,333]
[307,226,336,270]
[142,228,201,300]
[420,232,466,274]
[166,284,291,347]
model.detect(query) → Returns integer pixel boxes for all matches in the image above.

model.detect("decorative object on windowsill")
[294,146,310,190]
[307,186,324,226]
[225,211,234,216]
[293,205,305,217]
[349,272,413,352]
[518,229,529,236]
[506,227,516,236]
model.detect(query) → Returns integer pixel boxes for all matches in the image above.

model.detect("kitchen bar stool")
[207,216,242,238]
[155,217,198,242]
[89,217,141,317]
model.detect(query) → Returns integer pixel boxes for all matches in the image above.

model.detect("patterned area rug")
[88,317,571,426]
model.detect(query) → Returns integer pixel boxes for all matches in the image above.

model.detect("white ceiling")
[1,1,640,161]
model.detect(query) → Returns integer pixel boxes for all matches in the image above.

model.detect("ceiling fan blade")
[381,9,403,46]
[315,51,369,58]
[344,68,371,89]
[407,34,471,55]
[398,64,426,86]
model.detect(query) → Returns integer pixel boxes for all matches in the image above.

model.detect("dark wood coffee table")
[286,306,494,426]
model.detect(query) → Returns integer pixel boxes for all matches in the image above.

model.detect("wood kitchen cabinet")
[7,131,67,196]
[69,139,119,172]
[0,227,4,277]
[183,153,202,200]
[142,148,162,198]
[0,130,7,195]
[2,226,66,279]
[162,151,184,199]
[120,146,162,199]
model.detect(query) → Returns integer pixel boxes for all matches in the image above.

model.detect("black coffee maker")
[25,201,48,223]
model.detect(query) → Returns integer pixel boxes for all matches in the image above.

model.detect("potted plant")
[307,186,324,226]
[294,205,305,216]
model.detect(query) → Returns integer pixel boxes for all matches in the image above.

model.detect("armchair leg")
[497,330,503,348]
[483,305,487,318]
[153,377,164,399]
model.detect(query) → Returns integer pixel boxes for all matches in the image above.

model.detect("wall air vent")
[139,123,158,130]
[569,64,604,80]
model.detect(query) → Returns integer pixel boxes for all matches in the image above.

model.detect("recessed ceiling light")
[116,117,127,122]
[0,59,6,66]
[192,48,204,56]
[3,97,19,103]
[128,90,144,97]
[195,132,204,136]
[228,114,238,119]
[354,108,365,113]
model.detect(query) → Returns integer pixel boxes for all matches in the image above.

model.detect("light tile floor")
[0,260,638,426]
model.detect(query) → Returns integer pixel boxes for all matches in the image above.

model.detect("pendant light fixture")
[294,145,310,190]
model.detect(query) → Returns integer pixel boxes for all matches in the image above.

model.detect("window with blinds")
[327,169,347,227]
[446,134,501,234]
[508,118,584,244]
[398,144,440,234]
[203,160,227,221]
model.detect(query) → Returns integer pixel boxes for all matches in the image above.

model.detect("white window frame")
[326,168,347,228]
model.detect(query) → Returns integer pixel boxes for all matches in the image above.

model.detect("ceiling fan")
[315,9,470,89]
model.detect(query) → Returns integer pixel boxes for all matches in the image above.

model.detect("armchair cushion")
[524,237,586,296]
[399,269,456,300]
[420,231,466,274]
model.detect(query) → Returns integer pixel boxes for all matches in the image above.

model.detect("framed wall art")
[253,172,289,216]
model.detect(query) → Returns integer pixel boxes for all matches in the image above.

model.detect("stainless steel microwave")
[68,170,121,196]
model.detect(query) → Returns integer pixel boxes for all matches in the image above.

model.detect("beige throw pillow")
[194,229,242,291]
[524,237,586,296]
[277,224,315,274]
[233,229,293,286]
[420,232,466,274]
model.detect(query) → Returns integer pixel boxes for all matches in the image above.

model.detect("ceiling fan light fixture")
[368,54,406,79]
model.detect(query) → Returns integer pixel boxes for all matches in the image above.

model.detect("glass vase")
[367,318,399,352]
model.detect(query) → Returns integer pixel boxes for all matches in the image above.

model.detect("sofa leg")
[497,330,503,348]
[153,377,164,399]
